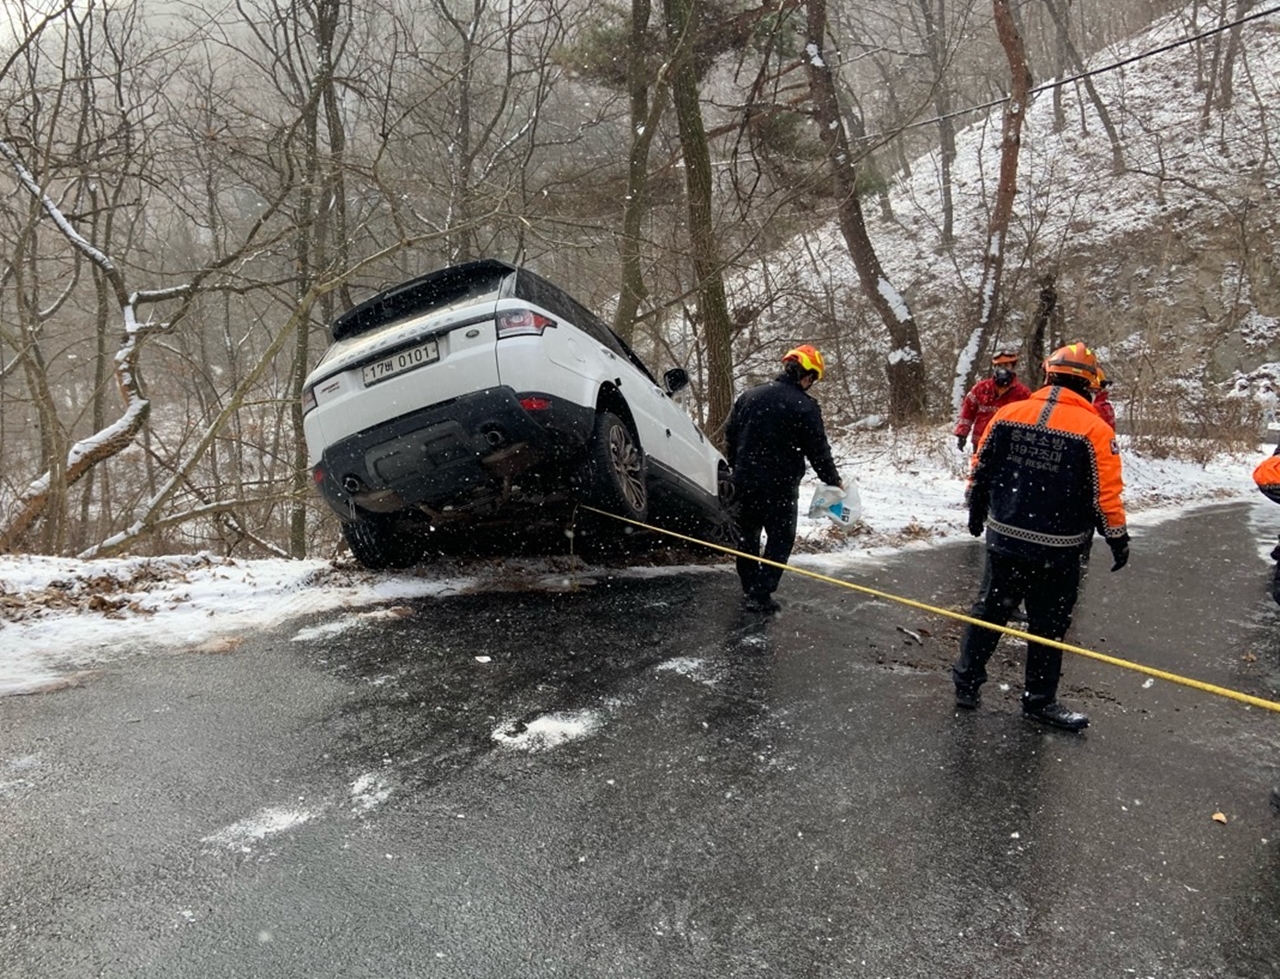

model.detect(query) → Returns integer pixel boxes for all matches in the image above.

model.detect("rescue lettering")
[1008,428,1064,473]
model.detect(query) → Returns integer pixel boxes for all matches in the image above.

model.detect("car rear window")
[331,262,511,342]
[515,269,657,384]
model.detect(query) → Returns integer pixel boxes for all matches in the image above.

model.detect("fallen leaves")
[1212,811,1228,824]
[356,606,414,621]
[1,563,178,622]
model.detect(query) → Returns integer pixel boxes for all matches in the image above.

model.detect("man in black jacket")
[725,345,843,613]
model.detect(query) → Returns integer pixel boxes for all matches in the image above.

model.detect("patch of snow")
[350,773,394,815]
[656,656,721,686]
[201,805,321,851]
[491,710,602,752]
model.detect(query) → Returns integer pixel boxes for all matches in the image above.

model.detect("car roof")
[331,258,518,342]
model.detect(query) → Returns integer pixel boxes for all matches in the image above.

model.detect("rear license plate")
[362,338,439,386]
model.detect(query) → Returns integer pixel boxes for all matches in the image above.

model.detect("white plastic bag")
[807,482,861,532]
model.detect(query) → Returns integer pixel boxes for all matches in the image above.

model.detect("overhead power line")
[864,3,1280,141]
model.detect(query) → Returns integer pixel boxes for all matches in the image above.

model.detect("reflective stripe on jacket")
[969,385,1127,558]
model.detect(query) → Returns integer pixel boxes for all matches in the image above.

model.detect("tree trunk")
[806,0,927,422]
[1030,273,1058,369]
[614,0,663,346]
[661,0,734,444]
[1217,0,1254,112]
[958,0,1032,402]
[289,0,349,559]
[917,0,956,244]
[434,0,482,263]
[1042,0,1124,172]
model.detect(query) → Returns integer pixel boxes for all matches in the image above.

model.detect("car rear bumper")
[312,386,595,518]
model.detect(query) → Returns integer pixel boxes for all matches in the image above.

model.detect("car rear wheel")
[342,517,421,570]
[705,465,740,547]
[586,411,648,521]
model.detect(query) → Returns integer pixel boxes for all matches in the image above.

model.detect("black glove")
[1271,562,1280,607]
[956,435,967,452]
[968,509,985,537]
[1107,534,1130,572]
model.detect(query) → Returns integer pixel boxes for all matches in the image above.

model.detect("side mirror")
[663,367,690,396]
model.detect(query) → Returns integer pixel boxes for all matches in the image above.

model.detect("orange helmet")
[1091,366,1107,390]
[991,350,1019,366]
[782,344,825,381]
[1043,341,1098,384]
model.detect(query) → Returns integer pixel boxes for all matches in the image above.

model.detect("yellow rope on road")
[579,505,1280,714]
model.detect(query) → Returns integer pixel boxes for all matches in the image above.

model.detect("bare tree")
[805,0,927,422]
[1041,0,1124,171]
[613,0,671,344]
[955,0,1033,402]
[661,0,734,442]
[232,0,356,557]
[915,0,961,245]
[1211,0,1256,115]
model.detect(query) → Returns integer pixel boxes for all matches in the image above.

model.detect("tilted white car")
[301,259,733,567]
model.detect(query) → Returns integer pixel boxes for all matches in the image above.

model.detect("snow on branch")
[0,139,118,278]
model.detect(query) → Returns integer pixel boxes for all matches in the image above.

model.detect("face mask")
[993,368,1014,386]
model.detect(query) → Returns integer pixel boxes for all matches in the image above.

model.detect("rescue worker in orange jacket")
[954,350,1032,452]
[1250,445,1280,811]
[1253,447,1280,603]
[952,342,1129,731]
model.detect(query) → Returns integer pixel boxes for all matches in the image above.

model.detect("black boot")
[1023,699,1089,732]
[954,686,981,710]
[743,592,780,614]
[1271,786,1280,812]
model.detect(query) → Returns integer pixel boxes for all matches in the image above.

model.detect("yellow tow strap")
[579,505,1280,714]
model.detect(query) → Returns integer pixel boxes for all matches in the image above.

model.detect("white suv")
[302,259,733,567]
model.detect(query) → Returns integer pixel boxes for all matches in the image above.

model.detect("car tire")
[342,518,420,570]
[585,410,648,521]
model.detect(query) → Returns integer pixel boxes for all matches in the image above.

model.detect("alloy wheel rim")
[608,425,645,511]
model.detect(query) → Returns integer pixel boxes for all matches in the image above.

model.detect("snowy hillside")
[734,5,1280,416]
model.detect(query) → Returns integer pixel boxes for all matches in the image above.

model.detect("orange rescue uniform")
[1253,451,1280,505]
[970,384,1127,557]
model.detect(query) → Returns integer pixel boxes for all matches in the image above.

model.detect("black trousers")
[951,547,1082,706]
[734,491,798,599]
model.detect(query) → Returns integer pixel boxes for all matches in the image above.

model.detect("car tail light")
[519,396,552,411]
[301,386,318,415]
[496,308,556,338]
[312,466,325,484]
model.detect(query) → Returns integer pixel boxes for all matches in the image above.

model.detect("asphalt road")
[3,501,1280,978]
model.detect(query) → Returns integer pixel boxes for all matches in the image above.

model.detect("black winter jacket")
[725,374,841,499]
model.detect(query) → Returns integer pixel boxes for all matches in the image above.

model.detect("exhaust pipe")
[342,475,365,494]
